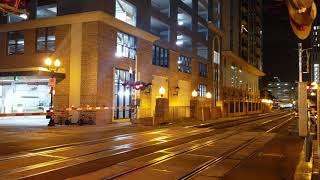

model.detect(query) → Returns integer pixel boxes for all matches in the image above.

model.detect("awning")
[0,67,66,82]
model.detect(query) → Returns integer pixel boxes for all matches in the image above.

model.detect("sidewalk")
[312,140,319,179]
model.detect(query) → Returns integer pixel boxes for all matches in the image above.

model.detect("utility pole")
[298,43,308,137]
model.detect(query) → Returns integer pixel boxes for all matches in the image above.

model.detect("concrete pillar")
[69,23,82,108]
[154,98,169,125]
[190,98,211,121]
[298,82,308,137]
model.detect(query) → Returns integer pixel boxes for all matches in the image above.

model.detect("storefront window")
[0,77,50,114]
[114,69,134,119]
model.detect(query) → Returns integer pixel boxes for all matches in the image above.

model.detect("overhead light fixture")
[19,14,28,19]
[176,41,183,45]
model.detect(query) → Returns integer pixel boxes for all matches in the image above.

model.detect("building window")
[176,33,192,51]
[198,22,208,40]
[36,27,56,52]
[152,45,169,67]
[7,13,28,23]
[214,50,220,64]
[115,0,137,26]
[36,3,57,19]
[116,32,136,59]
[151,0,170,17]
[212,0,221,28]
[114,69,134,119]
[199,63,208,77]
[177,8,192,30]
[150,17,170,41]
[178,55,192,73]
[314,64,319,83]
[197,43,208,59]
[199,84,207,97]
[181,0,192,9]
[7,31,24,55]
[198,0,208,20]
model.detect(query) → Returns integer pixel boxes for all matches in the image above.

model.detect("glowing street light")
[192,90,198,97]
[54,59,61,67]
[44,57,62,126]
[206,92,212,99]
[44,57,52,66]
[159,86,165,97]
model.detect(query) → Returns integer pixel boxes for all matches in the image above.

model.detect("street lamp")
[206,92,212,99]
[192,90,198,97]
[44,57,61,126]
[159,86,165,98]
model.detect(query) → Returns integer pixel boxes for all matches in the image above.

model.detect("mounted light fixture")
[206,92,212,99]
[159,86,165,97]
[192,90,198,97]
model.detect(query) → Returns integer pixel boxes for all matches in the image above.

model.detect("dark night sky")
[263,0,301,82]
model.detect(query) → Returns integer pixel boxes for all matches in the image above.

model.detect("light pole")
[44,57,61,126]
[297,43,313,137]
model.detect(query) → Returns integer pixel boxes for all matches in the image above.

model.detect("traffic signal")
[287,0,317,40]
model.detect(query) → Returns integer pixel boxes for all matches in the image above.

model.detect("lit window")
[7,13,28,23]
[199,63,208,77]
[36,4,57,19]
[115,0,137,26]
[116,32,136,59]
[199,84,207,97]
[176,33,192,51]
[150,17,170,41]
[198,0,208,20]
[7,31,24,55]
[212,0,221,28]
[181,0,192,8]
[213,51,220,64]
[36,27,56,52]
[198,22,208,40]
[197,43,208,59]
[178,55,192,73]
[151,0,170,16]
[152,45,169,68]
[177,8,192,30]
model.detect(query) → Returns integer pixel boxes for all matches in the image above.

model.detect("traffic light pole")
[298,43,308,137]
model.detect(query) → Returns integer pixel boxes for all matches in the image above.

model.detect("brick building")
[0,0,264,124]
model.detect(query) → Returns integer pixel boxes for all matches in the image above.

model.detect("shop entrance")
[0,76,50,113]
[0,76,50,126]
[113,69,135,120]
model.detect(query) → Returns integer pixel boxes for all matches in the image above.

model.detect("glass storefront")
[0,76,50,114]
[114,69,135,119]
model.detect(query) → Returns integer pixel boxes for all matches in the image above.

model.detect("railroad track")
[0,112,292,179]
[104,113,293,180]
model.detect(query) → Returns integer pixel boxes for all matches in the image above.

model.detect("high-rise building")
[219,0,265,117]
[267,77,296,108]
[0,0,264,124]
